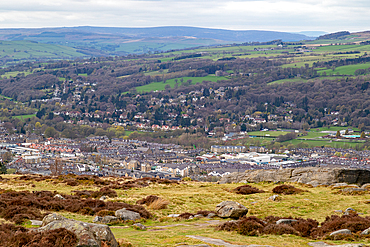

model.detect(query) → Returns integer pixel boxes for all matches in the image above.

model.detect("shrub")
[237,217,266,236]
[311,214,370,238]
[216,221,239,231]
[0,224,78,247]
[196,210,216,217]
[233,185,264,195]
[262,224,300,236]
[179,213,194,219]
[96,210,115,217]
[272,185,305,195]
[291,218,319,237]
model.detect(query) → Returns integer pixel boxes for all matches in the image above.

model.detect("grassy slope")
[317,62,370,75]
[0,40,86,61]
[2,175,370,246]
[134,75,229,93]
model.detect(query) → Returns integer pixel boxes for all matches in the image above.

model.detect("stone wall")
[219,167,370,186]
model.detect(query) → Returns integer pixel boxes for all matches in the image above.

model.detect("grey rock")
[215,201,248,218]
[168,214,180,217]
[361,227,370,235]
[329,229,352,236]
[276,219,297,225]
[189,216,194,219]
[100,196,107,200]
[41,213,67,227]
[194,214,204,218]
[177,245,211,247]
[219,167,370,186]
[344,207,356,215]
[334,210,343,213]
[341,188,366,193]
[30,220,43,226]
[93,216,102,223]
[308,242,364,247]
[53,194,65,200]
[268,195,279,201]
[102,216,118,224]
[36,213,118,247]
[206,213,216,218]
[332,183,348,188]
[115,208,141,221]
[251,201,258,204]
[361,183,370,189]
[133,223,146,230]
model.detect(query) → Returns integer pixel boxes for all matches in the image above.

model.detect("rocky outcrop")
[219,167,370,186]
[37,213,118,247]
[115,208,141,221]
[215,201,248,218]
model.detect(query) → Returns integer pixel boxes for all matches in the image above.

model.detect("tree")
[336,130,341,138]
[44,127,58,138]
[240,123,247,132]
[361,132,366,138]
[0,162,7,174]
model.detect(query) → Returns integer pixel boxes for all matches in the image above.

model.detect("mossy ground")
[1,175,370,246]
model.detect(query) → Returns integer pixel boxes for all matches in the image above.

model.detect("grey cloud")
[0,0,369,32]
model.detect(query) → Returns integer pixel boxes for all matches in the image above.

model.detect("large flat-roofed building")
[211,145,246,153]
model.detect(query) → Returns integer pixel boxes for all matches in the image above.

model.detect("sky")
[0,0,369,32]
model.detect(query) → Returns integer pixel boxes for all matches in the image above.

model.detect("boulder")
[341,188,366,193]
[329,229,352,236]
[361,227,370,235]
[219,167,370,186]
[215,201,248,218]
[133,223,146,230]
[100,196,107,200]
[308,242,364,247]
[344,208,356,215]
[276,219,297,225]
[30,220,43,226]
[37,213,118,247]
[54,194,65,200]
[167,214,180,218]
[41,213,67,227]
[101,216,118,224]
[206,213,216,218]
[93,216,103,223]
[361,183,370,189]
[115,208,141,221]
[268,195,279,201]
[331,183,348,188]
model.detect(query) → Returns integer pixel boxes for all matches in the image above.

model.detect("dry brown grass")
[148,197,169,210]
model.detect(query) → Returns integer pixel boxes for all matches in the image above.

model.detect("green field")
[1,70,32,78]
[297,132,328,139]
[247,131,290,137]
[133,75,229,93]
[283,138,365,148]
[13,114,36,120]
[317,62,370,76]
[315,126,360,132]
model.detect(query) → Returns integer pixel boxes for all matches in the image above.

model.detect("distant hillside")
[0,26,312,56]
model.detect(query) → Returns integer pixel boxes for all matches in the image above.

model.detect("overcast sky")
[0,0,369,32]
